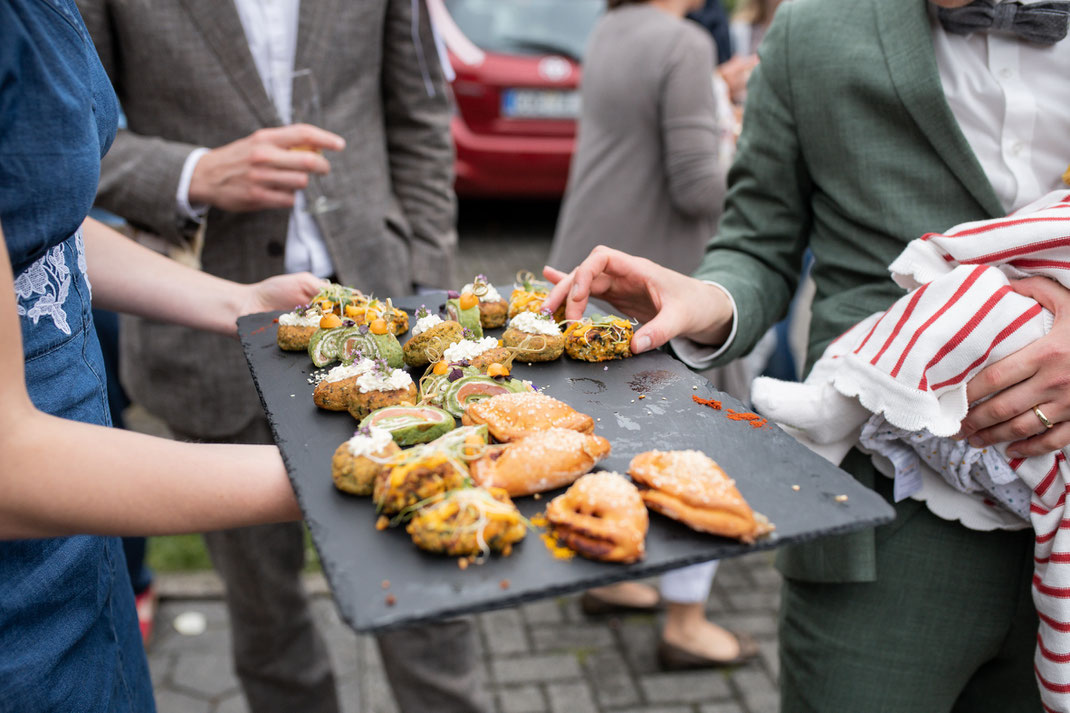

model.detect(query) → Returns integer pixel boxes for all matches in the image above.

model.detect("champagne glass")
[290,69,342,215]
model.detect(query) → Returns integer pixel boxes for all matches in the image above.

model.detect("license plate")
[501,89,580,119]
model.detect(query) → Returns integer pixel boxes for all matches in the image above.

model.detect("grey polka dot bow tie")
[937,0,1070,45]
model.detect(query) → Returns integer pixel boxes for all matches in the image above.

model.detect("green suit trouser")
[780,476,1040,713]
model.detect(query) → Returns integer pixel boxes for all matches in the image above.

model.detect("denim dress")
[1,1,155,710]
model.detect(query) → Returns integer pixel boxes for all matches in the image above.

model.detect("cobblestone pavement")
[145,200,784,713]
[149,553,781,713]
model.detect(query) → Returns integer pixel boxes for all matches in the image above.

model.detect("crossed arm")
[0,218,322,539]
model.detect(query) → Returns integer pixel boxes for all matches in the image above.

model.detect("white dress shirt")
[175,0,336,278]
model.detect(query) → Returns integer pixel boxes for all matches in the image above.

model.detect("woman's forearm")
[81,216,251,335]
[0,410,300,539]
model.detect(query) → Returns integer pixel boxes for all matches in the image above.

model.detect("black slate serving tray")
[238,294,895,633]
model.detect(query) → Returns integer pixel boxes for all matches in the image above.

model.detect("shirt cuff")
[669,280,739,369]
[176,147,211,223]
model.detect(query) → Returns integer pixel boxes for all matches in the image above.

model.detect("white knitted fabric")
[751,190,1070,710]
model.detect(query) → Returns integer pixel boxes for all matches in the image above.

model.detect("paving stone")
[611,707,695,713]
[728,668,778,713]
[718,612,778,640]
[531,622,615,653]
[640,670,733,704]
[496,684,547,713]
[152,622,233,655]
[547,681,598,713]
[481,608,530,655]
[616,619,661,674]
[148,651,174,687]
[757,639,779,682]
[493,654,582,684]
[336,675,363,713]
[521,599,565,625]
[748,565,782,589]
[584,649,641,708]
[171,652,239,699]
[154,689,212,713]
[699,703,747,713]
[211,692,249,713]
[724,588,780,613]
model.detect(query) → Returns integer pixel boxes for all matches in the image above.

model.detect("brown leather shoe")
[580,590,663,616]
[656,630,759,670]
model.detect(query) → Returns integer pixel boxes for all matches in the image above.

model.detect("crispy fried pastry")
[545,472,648,563]
[628,450,773,544]
[470,429,611,496]
[461,391,595,442]
[406,487,526,557]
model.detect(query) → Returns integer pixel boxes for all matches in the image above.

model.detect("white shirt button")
[1010,141,1025,156]
[999,67,1014,80]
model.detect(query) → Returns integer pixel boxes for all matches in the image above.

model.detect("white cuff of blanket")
[176,147,211,223]
[669,280,739,369]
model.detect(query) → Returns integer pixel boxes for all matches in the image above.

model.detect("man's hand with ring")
[959,277,1070,457]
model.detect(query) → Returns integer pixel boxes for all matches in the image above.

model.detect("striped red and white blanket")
[752,190,1070,712]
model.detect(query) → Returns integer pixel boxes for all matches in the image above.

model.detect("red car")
[428,0,603,198]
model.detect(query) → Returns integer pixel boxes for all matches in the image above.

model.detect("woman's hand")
[234,272,326,326]
[959,276,1070,457]
[541,246,734,354]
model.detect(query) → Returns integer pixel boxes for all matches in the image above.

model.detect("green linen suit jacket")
[695,0,1005,582]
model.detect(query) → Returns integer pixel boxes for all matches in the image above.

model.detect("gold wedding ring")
[1033,405,1055,430]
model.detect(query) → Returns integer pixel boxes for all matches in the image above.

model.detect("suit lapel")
[177,0,281,127]
[293,0,337,79]
[873,0,1003,218]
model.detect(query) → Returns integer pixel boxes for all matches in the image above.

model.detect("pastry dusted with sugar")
[545,471,648,563]
[461,391,594,442]
[628,450,773,544]
[470,429,611,496]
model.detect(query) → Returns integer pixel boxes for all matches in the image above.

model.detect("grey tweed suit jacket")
[79,0,458,437]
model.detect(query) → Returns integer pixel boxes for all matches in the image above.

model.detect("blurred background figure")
[77,0,487,711]
[546,0,756,670]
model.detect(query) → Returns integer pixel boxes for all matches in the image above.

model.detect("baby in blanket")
[750,189,1070,710]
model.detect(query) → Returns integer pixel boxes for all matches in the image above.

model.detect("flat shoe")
[656,630,759,670]
[580,590,663,616]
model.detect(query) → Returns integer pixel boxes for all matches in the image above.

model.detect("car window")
[444,0,603,62]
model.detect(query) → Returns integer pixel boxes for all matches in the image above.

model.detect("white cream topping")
[443,336,499,363]
[509,311,560,336]
[357,368,414,394]
[279,309,323,327]
[462,281,502,303]
[345,426,395,458]
[412,314,444,336]
[324,358,375,383]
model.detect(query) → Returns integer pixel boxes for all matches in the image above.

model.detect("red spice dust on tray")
[692,395,768,428]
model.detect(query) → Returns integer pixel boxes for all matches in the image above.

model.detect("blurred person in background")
[547,0,758,669]
[77,1,488,711]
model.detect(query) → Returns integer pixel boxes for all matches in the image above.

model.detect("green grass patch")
[146,527,322,573]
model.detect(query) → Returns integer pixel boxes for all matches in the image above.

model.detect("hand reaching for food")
[541,246,734,354]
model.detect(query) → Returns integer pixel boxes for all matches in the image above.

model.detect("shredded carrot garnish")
[726,410,762,422]
[750,418,768,429]
[692,395,722,410]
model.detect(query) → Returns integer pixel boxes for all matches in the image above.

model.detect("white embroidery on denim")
[75,229,91,297]
[15,243,73,336]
